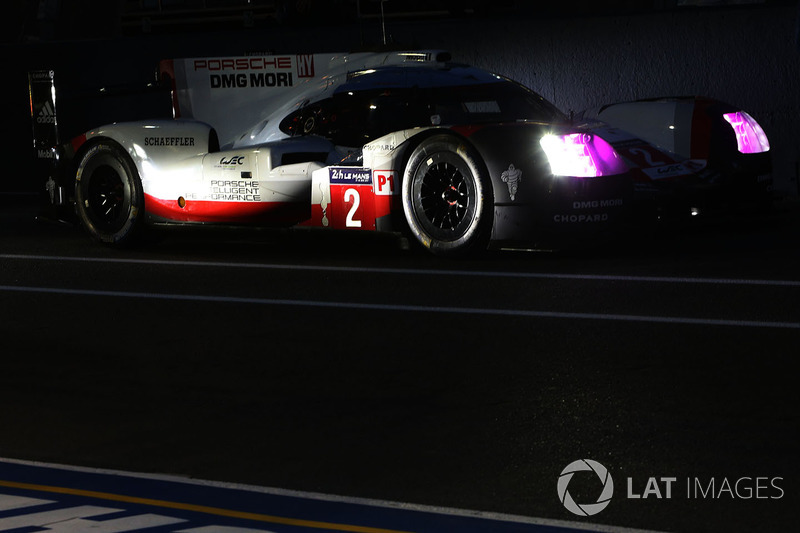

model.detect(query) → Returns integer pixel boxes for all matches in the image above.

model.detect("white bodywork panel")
[84,120,330,222]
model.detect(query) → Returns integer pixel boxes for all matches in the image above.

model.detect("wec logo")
[219,156,245,165]
[557,459,614,516]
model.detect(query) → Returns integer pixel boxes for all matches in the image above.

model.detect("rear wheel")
[75,141,144,244]
[402,135,493,256]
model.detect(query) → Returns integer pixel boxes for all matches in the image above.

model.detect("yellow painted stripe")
[0,479,413,533]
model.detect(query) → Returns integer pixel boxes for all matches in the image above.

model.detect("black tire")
[74,141,144,244]
[402,134,493,256]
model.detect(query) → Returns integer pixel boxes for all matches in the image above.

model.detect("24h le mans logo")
[557,459,614,516]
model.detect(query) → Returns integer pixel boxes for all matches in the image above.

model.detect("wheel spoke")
[407,138,489,255]
[414,150,478,239]
[445,210,456,231]
[86,164,128,230]
[423,164,466,223]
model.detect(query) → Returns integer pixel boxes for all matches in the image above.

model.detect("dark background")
[2,0,799,197]
[1,3,800,532]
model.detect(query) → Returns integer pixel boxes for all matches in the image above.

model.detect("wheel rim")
[412,151,477,241]
[86,164,128,231]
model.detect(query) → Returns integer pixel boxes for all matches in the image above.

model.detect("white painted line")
[0,505,122,530]
[1,457,667,533]
[175,526,274,533]
[2,253,799,287]
[41,513,186,532]
[1,284,798,330]
[0,494,53,512]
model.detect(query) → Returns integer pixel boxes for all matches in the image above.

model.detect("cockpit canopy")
[278,66,566,147]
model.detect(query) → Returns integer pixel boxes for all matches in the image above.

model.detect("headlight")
[540,133,628,177]
[723,111,770,154]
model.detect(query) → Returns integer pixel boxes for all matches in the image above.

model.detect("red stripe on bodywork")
[145,194,309,225]
[71,134,87,153]
[450,124,486,138]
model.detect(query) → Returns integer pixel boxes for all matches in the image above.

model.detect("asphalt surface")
[1,194,799,533]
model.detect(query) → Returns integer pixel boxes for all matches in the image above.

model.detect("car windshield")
[279,80,566,147]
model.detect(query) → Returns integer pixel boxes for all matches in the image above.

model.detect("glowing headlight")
[540,133,628,177]
[723,111,770,154]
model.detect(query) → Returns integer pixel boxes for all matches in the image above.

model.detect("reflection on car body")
[62,51,770,255]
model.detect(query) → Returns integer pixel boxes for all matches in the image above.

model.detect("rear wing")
[158,50,450,148]
[28,69,64,205]
[27,68,172,214]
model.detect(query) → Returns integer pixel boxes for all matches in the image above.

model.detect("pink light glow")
[723,111,770,154]
[539,133,628,177]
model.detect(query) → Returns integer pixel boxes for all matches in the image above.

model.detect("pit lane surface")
[1,196,799,533]
[4,458,626,533]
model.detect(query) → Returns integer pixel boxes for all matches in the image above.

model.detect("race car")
[584,96,773,218]
[62,50,770,255]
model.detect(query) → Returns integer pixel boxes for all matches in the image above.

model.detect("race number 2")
[344,188,361,228]
[328,167,376,230]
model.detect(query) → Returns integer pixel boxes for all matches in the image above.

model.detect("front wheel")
[402,135,493,256]
[74,141,144,244]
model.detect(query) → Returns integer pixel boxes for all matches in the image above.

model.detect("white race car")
[64,50,769,255]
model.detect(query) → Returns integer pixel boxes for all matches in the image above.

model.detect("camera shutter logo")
[557,459,614,516]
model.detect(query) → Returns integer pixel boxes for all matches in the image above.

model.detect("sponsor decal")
[30,69,55,81]
[193,57,292,71]
[364,143,395,152]
[46,177,56,203]
[210,72,293,89]
[641,163,693,180]
[36,101,56,124]
[683,159,708,172]
[500,163,522,201]
[296,54,315,78]
[191,56,299,90]
[554,198,621,223]
[373,170,395,196]
[144,137,196,147]
[554,213,609,223]
[327,167,375,230]
[329,167,371,185]
[319,182,329,227]
[572,198,624,210]
[29,69,58,151]
[209,179,260,202]
[218,155,245,166]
